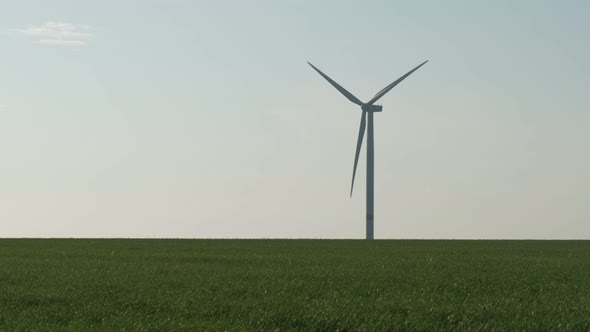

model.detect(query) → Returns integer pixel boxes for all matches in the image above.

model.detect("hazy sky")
[1,1,589,239]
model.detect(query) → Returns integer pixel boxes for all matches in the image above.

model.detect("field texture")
[1,239,589,330]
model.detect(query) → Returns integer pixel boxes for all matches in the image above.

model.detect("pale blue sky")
[1,1,589,238]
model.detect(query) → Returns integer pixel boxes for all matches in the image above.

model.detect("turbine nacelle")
[361,104,382,112]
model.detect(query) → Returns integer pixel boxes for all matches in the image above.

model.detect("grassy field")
[1,239,589,330]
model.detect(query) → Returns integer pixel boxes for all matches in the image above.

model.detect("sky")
[1,0,589,239]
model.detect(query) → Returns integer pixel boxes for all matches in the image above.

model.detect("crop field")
[1,239,589,330]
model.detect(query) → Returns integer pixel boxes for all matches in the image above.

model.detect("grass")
[1,239,589,330]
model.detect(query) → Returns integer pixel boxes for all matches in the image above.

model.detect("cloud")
[39,39,86,46]
[18,21,91,46]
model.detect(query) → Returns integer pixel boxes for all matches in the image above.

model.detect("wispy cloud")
[18,21,91,46]
[39,39,86,46]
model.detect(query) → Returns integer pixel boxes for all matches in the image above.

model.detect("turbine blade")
[367,60,428,105]
[351,110,367,197]
[307,61,363,106]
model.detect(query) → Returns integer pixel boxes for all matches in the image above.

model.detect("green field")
[1,239,589,330]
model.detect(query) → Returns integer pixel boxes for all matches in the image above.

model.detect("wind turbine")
[308,60,428,240]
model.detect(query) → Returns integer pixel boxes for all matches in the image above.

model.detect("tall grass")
[1,239,589,330]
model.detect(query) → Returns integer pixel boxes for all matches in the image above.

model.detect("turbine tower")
[308,60,428,240]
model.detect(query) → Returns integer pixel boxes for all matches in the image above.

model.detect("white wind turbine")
[308,60,428,240]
